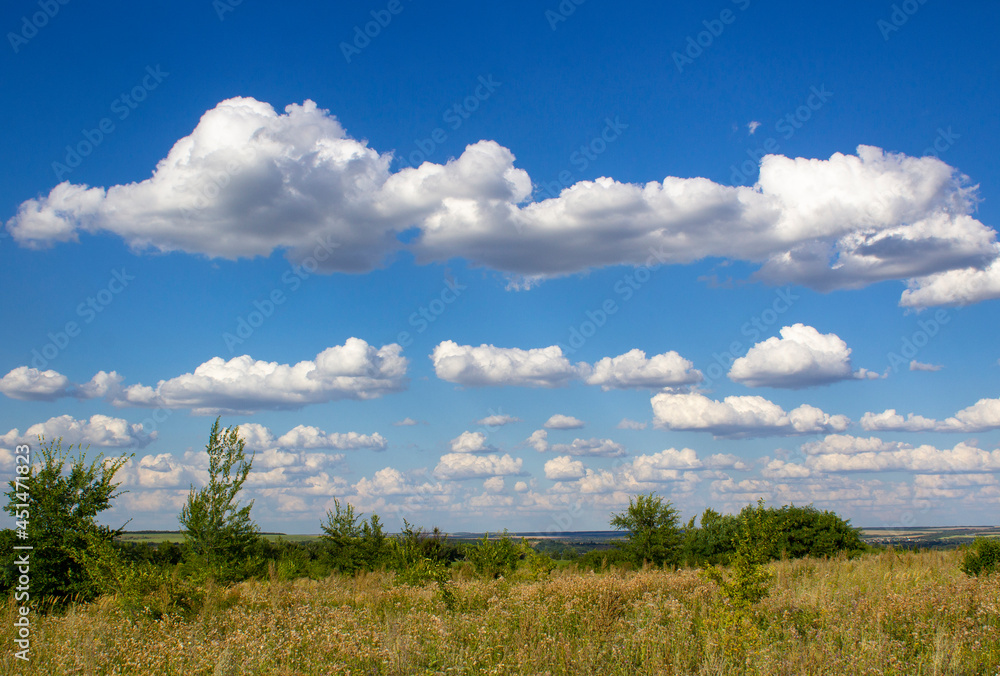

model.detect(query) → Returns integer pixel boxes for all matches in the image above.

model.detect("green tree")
[178,418,259,581]
[960,537,1000,577]
[774,504,865,558]
[1,437,131,604]
[610,493,682,567]
[465,530,526,579]
[319,498,389,572]
[703,499,779,608]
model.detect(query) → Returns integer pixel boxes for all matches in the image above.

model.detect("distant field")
[859,525,1000,547]
[116,532,321,545]
[116,526,999,549]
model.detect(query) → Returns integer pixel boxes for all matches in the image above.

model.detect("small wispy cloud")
[747,120,762,135]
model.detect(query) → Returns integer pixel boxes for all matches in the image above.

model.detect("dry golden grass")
[1,549,997,675]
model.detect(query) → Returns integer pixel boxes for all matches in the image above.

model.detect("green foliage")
[1,437,131,605]
[960,537,1000,576]
[610,493,682,567]
[320,498,390,573]
[390,521,460,584]
[531,539,578,560]
[703,499,779,609]
[178,418,260,582]
[772,504,865,558]
[575,546,633,571]
[76,530,164,612]
[515,541,557,580]
[681,503,864,568]
[466,530,522,579]
[463,531,555,580]
[681,508,740,566]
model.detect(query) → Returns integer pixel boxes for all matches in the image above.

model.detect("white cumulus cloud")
[544,455,586,480]
[0,367,123,402]
[113,338,407,414]
[860,409,938,432]
[584,349,702,390]
[728,324,871,388]
[550,437,627,458]
[449,431,497,454]
[1,414,155,448]
[431,341,585,388]
[433,452,524,479]
[7,96,995,306]
[651,391,850,438]
[543,414,585,430]
[860,398,1000,433]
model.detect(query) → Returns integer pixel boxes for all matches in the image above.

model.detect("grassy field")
[2,548,998,675]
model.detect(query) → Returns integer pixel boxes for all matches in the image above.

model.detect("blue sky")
[1,0,998,533]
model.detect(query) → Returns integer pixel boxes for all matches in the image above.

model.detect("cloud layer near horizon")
[7,97,999,307]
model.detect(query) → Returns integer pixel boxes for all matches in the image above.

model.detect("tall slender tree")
[179,418,259,580]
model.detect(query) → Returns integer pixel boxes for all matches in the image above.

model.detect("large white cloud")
[0,367,123,402]
[432,342,704,391]
[801,434,902,456]
[7,97,997,306]
[728,324,872,388]
[449,431,497,454]
[806,441,1000,474]
[584,349,702,390]
[544,455,586,480]
[861,398,1000,433]
[755,434,1000,476]
[431,341,585,388]
[114,338,406,414]
[630,447,750,472]
[1,342,404,414]
[900,255,1000,308]
[237,423,387,451]
[433,452,524,479]
[651,391,850,438]
[860,409,939,432]
[942,398,1000,432]
[1,414,154,448]
[547,447,741,496]
[353,467,446,498]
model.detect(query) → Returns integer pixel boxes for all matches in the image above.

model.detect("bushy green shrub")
[960,537,1000,576]
[681,503,864,568]
[773,505,865,559]
[390,521,452,585]
[466,531,523,579]
[703,499,779,609]
[1,438,131,606]
[320,498,390,573]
